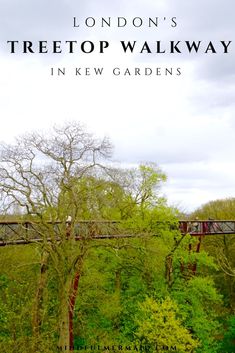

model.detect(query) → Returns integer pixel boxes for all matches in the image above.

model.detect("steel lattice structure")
[0,219,235,246]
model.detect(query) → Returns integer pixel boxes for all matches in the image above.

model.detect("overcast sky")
[0,0,234,212]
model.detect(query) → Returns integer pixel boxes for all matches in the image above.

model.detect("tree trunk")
[165,255,173,287]
[58,293,71,352]
[115,269,121,292]
[69,272,80,350]
[32,251,49,337]
[58,268,82,351]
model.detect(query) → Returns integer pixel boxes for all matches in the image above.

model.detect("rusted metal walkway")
[179,220,235,236]
[0,219,235,246]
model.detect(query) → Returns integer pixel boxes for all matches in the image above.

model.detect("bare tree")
[0,121,112,351]
[217,249,235,277]
[0,122,111,217]
[0,123,172,351]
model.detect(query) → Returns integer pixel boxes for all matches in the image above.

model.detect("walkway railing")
[0,219,235,246]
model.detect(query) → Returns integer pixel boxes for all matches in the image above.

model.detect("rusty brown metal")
[0,220,235,247]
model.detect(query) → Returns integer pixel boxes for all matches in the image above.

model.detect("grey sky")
[0,0,234,212]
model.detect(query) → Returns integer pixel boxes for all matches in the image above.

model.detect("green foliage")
[135,296,199,352]
[0,246,57,353]
[0,124,232,352]
[192,197,235,220]
[58,175,130,220]
[0,230,229,353]
[220,315,235,352]
[172,277,222,353]
[192,197,235,313]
